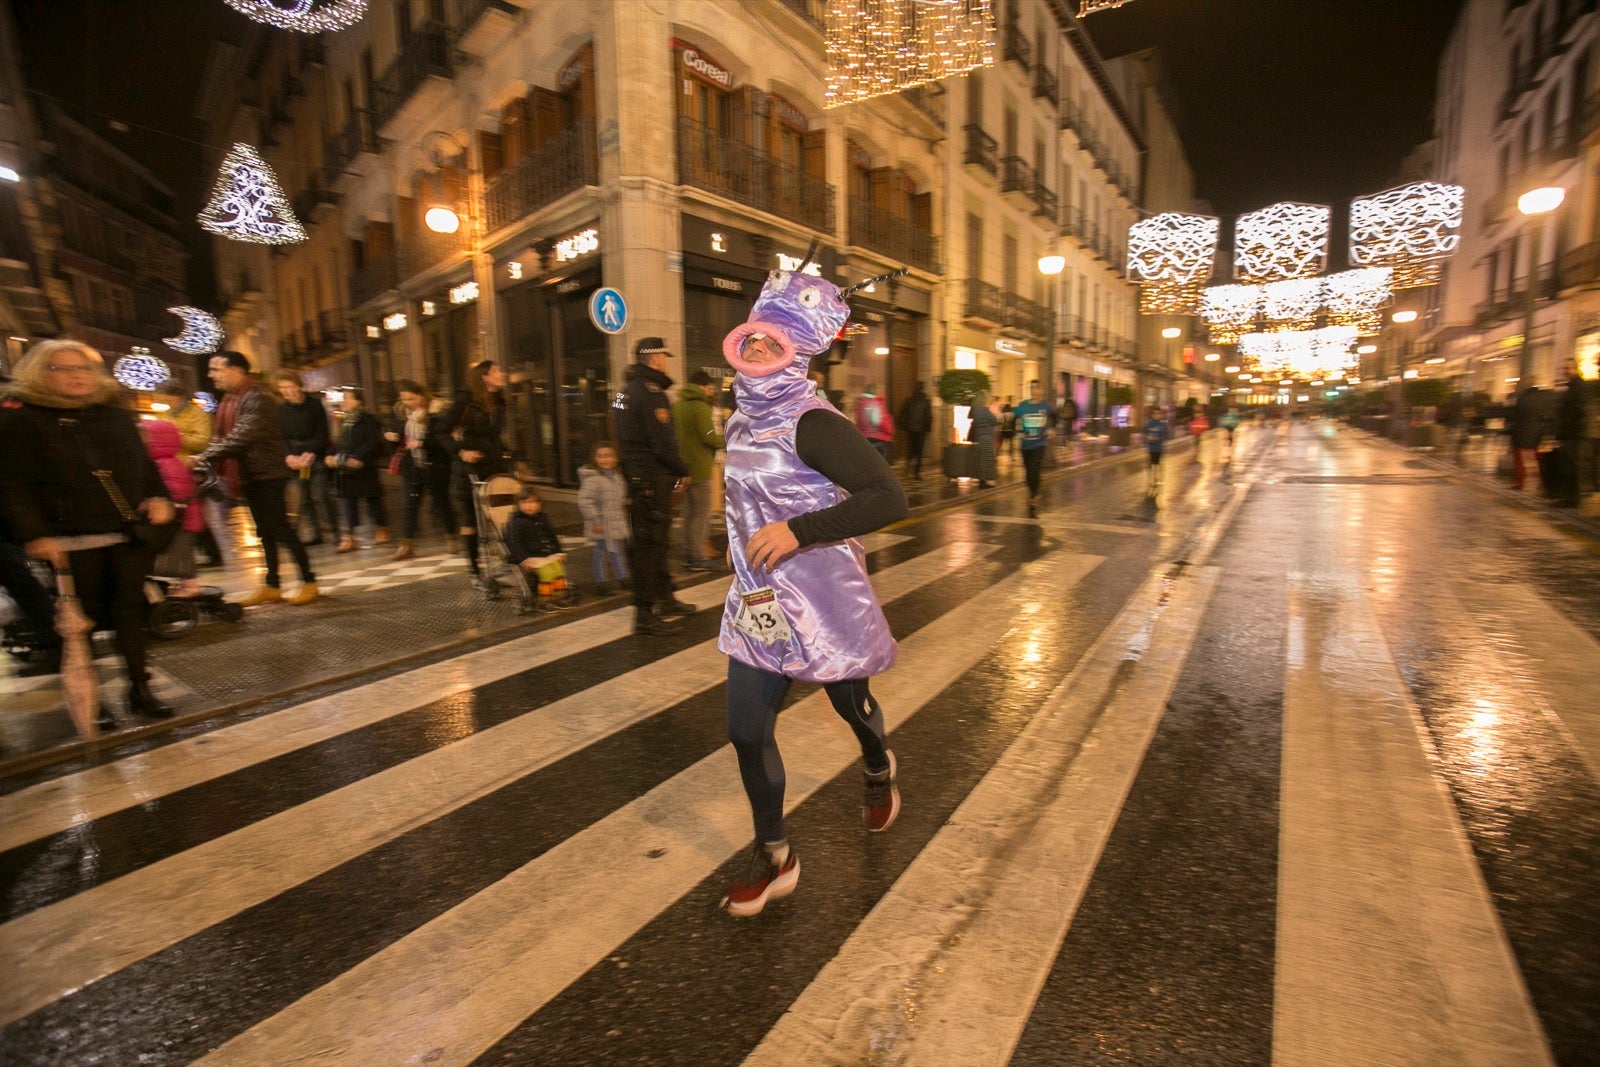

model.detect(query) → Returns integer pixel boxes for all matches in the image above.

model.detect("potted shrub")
[937,368,991,478]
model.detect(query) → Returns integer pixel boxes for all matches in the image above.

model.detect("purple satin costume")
[717,271,897,684]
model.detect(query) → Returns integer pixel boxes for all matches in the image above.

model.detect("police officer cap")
[634,337,671,362]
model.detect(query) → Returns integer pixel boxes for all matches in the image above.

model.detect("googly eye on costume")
[770,271,792,291]
[797,286,822,309]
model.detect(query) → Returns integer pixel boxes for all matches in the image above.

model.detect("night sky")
[9,0,1467,301]
[1084,0,1466,216]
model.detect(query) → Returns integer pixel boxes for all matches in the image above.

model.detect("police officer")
[619,337,693,635]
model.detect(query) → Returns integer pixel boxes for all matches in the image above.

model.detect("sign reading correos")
[675,40,733,87]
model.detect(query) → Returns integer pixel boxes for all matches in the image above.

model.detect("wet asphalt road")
[1,418,1597,1066]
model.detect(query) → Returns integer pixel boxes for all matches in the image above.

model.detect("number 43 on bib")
[733,587,793,644]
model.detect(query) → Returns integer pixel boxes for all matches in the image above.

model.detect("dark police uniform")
[618,339,690,618]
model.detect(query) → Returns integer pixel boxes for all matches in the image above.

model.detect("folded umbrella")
[53,566,100,740]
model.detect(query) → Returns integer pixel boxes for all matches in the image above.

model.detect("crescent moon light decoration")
[164,306,224,355]
[222,0,367,33]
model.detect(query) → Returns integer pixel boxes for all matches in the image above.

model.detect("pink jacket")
[141,418,205,532]
[854,394,895,443]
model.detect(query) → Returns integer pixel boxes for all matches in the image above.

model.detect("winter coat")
[618,363,688,481]
[854,394,895,443]
[280,394,332,458]
[0,387,167,543]
[577,463,630,553]
[198,379,291,490]
[1510,388,1551,449]
[140,418,204,533]
[441,389,510,477]
[333,407,384,499]
[1556,375,1590,443]
[897,390,932,434]
[392,398,453,473]
[504,508,562,566]
[672,386,725,484]
[163,399,213,465]
[969,403,998,480]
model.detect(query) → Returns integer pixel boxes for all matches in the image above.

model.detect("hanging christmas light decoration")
[163,306,224,355]
[1239,326,1358,378]
[112,347,170,392]
[198,144,307,245]
[1348,181,1464,290]
[1234,202,1330,282]
[1322,267,1393,335]
[1201,284,1262,344]
[824,0,995,110]
[1078,0,1134,12]
[222,0,366,33]
[1260,278,1323,332]
[1127,211,1217,316]
[195,391,219,414]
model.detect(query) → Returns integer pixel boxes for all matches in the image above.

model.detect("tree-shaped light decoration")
[113,347,170,391]
[164,306,224,355]
[198,144,307,245]
[223,0,366,33]
[1234,202,1330,282]
[1349,182,1464,290]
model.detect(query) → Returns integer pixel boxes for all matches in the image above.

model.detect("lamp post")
[1161,325,1181,413]
[1038,254,1065,407]
[420,131,497,370]
[1389,309,1418,435]
[1517,185,1565,387]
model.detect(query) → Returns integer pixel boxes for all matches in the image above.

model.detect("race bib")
[732,587,793,644]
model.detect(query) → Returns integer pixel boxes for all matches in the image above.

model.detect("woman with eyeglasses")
[0,340,177,726]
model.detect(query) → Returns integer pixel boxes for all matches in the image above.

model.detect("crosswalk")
[0,484,1596,1065]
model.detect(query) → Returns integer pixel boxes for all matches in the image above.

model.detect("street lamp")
[1038,254,1065,404]
[1517,184,1565,385]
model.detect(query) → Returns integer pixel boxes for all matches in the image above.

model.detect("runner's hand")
[745,521,798,570]
[141,499,176,525]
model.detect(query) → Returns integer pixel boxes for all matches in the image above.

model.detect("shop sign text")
[555,228,599,263]
[776,252,822,277]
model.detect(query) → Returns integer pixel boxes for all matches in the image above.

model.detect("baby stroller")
[471,473,532,605]
[145,577,244,640]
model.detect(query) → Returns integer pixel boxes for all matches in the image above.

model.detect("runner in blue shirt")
[1011,379,1053,511]
[1143,407,1171,497]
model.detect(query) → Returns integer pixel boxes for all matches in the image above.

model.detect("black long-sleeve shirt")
[787,408,908,547]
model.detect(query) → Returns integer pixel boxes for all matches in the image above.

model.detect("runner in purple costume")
[717,266,909,917]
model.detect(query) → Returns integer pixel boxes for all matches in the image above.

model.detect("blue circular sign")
[588,287,628,335]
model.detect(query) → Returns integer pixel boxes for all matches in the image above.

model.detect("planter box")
[942,443,975,479]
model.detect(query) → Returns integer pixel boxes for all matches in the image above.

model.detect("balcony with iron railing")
[458,0,519,55]
[848,197,941,274]
[326,108,378,179]
[485,120,599,234]
[1559,239,1600,288]
[999,155,1033,198]
[1002,291,1049,339]
[1002,21,1031,71]
[776,0,825,29]
[292,179,338,223]
[962,124,998,177]
[1059,96,1083,136]
[964,277,1005,325]
[349,252,399,308]
[317,307,348,348]
[371,21,457,134]
[677,117,835,233]
[901,84,946,128]
[1033,183,1058,223]
[1032,64,1058,107]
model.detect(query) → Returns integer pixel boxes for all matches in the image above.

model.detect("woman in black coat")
[442,360,511,595]
[327,387,388,552]
[0,340,176,723]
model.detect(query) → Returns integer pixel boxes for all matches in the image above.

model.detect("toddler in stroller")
[501,486,576,613]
